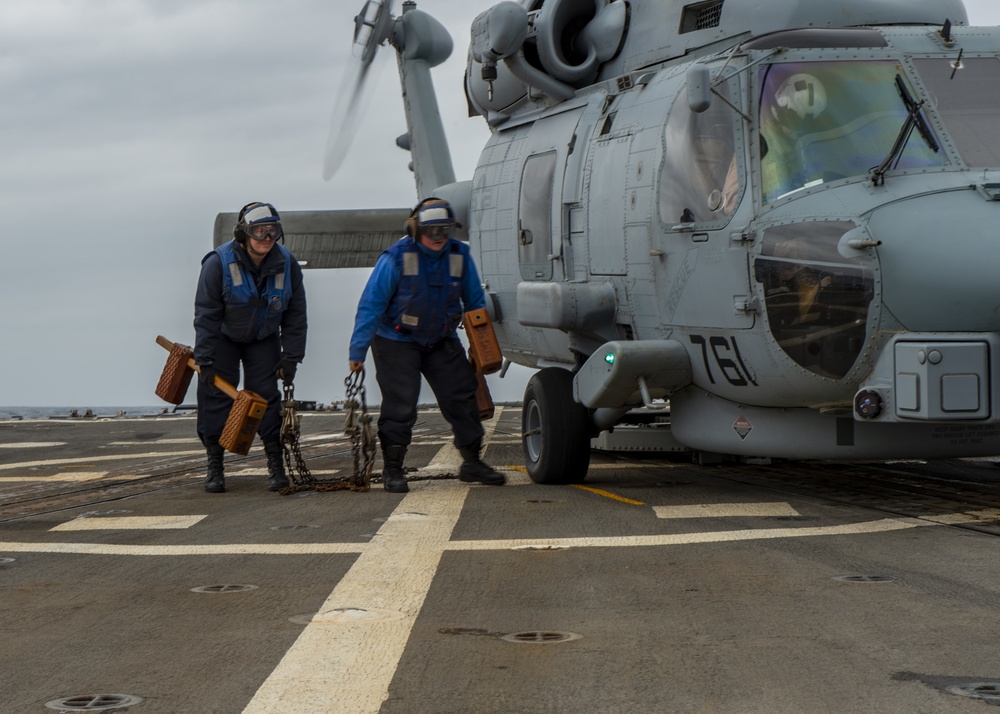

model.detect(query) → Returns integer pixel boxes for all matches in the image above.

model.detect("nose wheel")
[522,368,591,484]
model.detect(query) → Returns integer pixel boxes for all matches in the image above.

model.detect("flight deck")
[3,409,1000,713]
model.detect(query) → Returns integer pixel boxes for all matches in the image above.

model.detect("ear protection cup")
[405,204,421,238]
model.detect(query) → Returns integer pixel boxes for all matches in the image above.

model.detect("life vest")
[216,240,293,343]
[383,236,467,346]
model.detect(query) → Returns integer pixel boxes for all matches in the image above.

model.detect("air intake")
[680,0,725,33]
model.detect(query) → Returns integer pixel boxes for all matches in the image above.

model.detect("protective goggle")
[421,225,451,240]
[248,223,282,241]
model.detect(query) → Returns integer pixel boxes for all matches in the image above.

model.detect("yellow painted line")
[654,503,800,519]
[0,472,109,483]
[50,515,208,532]
[0,442,66,449]
[572,485,645,506]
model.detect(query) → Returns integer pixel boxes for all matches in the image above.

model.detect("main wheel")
[522,368,592,484]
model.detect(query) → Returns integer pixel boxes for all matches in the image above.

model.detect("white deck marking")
[0,472,109,482]
[0,450,205,470]
[109,439,201,445]
[923,509,1000,524]
[654,503,801,519]
[0,542,366,555]
[0,516,940,558]
[227,469,341,477]
[242,408,506,714]
[242,480,469,714]
[0,442,66,449]
[446,517,934,551]
[50,515,208,531]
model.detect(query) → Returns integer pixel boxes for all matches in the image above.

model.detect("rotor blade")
[323,0,395,181]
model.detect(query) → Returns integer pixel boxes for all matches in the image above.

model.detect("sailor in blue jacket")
[348,197,505,492]
[194,202,307,494]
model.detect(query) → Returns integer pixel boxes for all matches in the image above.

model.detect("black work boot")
[458,439,506,486]
[264,440,289,492]
[381,443,409,493]
[204,443,226,493]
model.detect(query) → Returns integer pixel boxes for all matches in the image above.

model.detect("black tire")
[522,368,591,484]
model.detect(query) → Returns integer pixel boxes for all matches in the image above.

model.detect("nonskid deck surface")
[2,408,1000,713]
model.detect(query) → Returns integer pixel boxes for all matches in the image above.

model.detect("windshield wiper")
[872,74,940,186]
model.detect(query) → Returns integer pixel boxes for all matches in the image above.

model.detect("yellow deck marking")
[654,503,801,519]
[572,485,646,506]
[50,515,208,531]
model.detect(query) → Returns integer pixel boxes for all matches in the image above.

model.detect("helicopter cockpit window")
[659,85,742,227]
[518,152,557,280]
[758,61,947,203]
[753,222,874,379]
[913,57,1000,168]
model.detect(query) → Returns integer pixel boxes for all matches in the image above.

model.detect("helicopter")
[215,0,1000,485]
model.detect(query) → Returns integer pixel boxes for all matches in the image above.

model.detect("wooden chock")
[155,335,266,455]
[463,308,502,375]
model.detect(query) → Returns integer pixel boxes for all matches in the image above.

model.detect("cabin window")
[659,85,742,227]
[518,152,556,280]
[758,60,947,203]
[753,222,874,379]
[914,57,1000,168]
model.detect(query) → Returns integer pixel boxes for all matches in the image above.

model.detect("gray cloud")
[2,0,998,408]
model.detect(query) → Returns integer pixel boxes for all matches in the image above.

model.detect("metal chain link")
[276,374,375,495]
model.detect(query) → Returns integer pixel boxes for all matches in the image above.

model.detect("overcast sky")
[2,0,998,408]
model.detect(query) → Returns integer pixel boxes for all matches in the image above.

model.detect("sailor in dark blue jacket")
[194,202,307,493]
[348,197,505,492]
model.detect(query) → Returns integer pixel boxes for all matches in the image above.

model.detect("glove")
[198,365,218,393]
[277,358,297,383]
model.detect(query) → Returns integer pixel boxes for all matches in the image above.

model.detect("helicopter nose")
[868,187,1000,333]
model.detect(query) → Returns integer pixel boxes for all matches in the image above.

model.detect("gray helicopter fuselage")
[467,11,1000,459]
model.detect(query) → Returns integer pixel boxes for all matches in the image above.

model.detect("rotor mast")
[393,1,456,199]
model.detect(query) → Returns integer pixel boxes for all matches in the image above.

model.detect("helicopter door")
[587,134,632,276]
[658,81,753,330]
[517,108,585,282]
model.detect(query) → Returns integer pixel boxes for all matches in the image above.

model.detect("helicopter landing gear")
[522,368,591,484]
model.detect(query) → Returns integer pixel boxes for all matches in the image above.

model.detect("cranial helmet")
[234,202,282,244]
[774,73,827,120]
[406,197,462,237]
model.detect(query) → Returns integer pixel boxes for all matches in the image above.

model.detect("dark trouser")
[196,333,281,446]
[372,335,483,448]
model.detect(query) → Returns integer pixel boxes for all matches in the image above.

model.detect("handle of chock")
[155,335,240,401]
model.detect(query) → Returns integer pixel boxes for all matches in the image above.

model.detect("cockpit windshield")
[758,61,947,203]
[913,57,1000,168]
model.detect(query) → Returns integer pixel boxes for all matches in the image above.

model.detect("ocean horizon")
[0,406,190,420]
